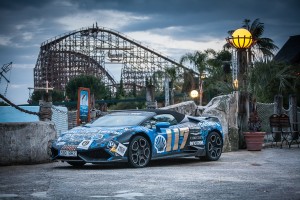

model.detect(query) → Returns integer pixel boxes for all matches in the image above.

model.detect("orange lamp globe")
[231,28,253,49]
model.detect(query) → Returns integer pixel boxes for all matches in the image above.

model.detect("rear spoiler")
[187,116,220,123]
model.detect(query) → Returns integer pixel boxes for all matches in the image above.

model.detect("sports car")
[51,109,224,168]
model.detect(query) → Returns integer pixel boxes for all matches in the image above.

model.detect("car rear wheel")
[128,136,151,168]
[204,131,223,161]
[67,161,86,167]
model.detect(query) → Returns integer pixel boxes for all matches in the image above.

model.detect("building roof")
[274,35,300,64]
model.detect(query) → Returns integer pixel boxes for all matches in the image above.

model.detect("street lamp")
[190,90,199,99]
[233,79,239,90]
[226,28,255,147]
[226,28,255,90]
[227,28,253,49]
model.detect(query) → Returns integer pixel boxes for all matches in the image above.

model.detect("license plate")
[59,150,77,157]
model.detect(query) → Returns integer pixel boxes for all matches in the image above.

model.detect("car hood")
[55,126,132,145]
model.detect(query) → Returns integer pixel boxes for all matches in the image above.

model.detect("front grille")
[79,149,111,160]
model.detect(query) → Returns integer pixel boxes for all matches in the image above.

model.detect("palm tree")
[180,51,209,106]
[204,50,233,98]
[181,69,196,95]
[243,19,278,62]
[165,66,178,105]
[248,61,298,103]
[180,49,234,105]
[180,51,207,76]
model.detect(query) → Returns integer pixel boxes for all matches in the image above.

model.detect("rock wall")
[0,122,57,165]
[200,93,239,152]
[161,101,197,115]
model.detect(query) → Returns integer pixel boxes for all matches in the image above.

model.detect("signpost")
[77,87,91,125]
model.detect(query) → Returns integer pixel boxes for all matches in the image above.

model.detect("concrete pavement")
[0,146,300,199]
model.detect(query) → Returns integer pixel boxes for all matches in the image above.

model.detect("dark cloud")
[0,0,49,9]
[0,0,300,104]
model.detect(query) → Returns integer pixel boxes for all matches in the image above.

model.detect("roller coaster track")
[34,25,196,94]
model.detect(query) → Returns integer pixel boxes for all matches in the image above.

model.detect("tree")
[116,78,125,99]
[31,90,64,103]
[65,75,109,101]
[247,61,299,104]
[180,49,232,104]
[165,66,179,105]
[181,69,195,95]
[180,51,208,77]
[242,19,278,62]
[180,51,208,105]
[203,50,233,100]
[0,101,8,106]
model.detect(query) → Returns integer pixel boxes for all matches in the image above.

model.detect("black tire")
[204,132,223,161]
[67,161,86,167]
[128,136,151,168]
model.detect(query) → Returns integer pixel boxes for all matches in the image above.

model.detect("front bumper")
[51,147,128,163]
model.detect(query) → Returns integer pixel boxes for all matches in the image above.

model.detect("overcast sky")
[0,0,299,105]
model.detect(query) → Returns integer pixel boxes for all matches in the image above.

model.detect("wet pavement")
[0,145,300,200]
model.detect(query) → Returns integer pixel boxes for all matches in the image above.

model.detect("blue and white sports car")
[51,109,224,168]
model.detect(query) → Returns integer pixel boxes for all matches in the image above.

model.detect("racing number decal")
[179,127,189,149]
[166,129,172,152]
[165,127,189,152]
[173,128,179,151]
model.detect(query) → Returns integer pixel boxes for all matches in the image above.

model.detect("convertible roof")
[126,109,186,123]
[149,109,186,122]
[110,109,186,122]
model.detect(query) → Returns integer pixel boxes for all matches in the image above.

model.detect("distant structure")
[34,25,190,95]
[0,62,12,96]
[274,35,300,75]
[274,35,300,64]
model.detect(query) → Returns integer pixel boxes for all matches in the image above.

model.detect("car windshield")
[88,112,150,127]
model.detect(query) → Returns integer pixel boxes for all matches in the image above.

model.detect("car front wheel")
[128,136,151,168]
[204,132,223,161]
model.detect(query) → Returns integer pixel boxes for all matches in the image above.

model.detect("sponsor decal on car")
[154,135,166,153]
[116,143,127,157]
[77,140,93,150]
[189,141,203,146]
[56,142,66,146]
[189,127,201,135]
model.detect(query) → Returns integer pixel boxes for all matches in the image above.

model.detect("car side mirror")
[144,120,156,129]
[156,122,170,132]
[144,121,152,129]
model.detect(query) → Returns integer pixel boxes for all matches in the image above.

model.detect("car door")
[151,114,190,157]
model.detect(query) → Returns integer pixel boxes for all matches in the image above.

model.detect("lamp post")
[226,28,254,90]
[226,28,255,148]
[190,89,200,115]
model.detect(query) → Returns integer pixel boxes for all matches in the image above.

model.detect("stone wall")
[200,93,239,152]
[161,100,197,115]
[0,122,57,165]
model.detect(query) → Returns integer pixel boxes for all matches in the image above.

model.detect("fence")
[51,106,68,135]
[257,102,275,132]
[257,102,300,132]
